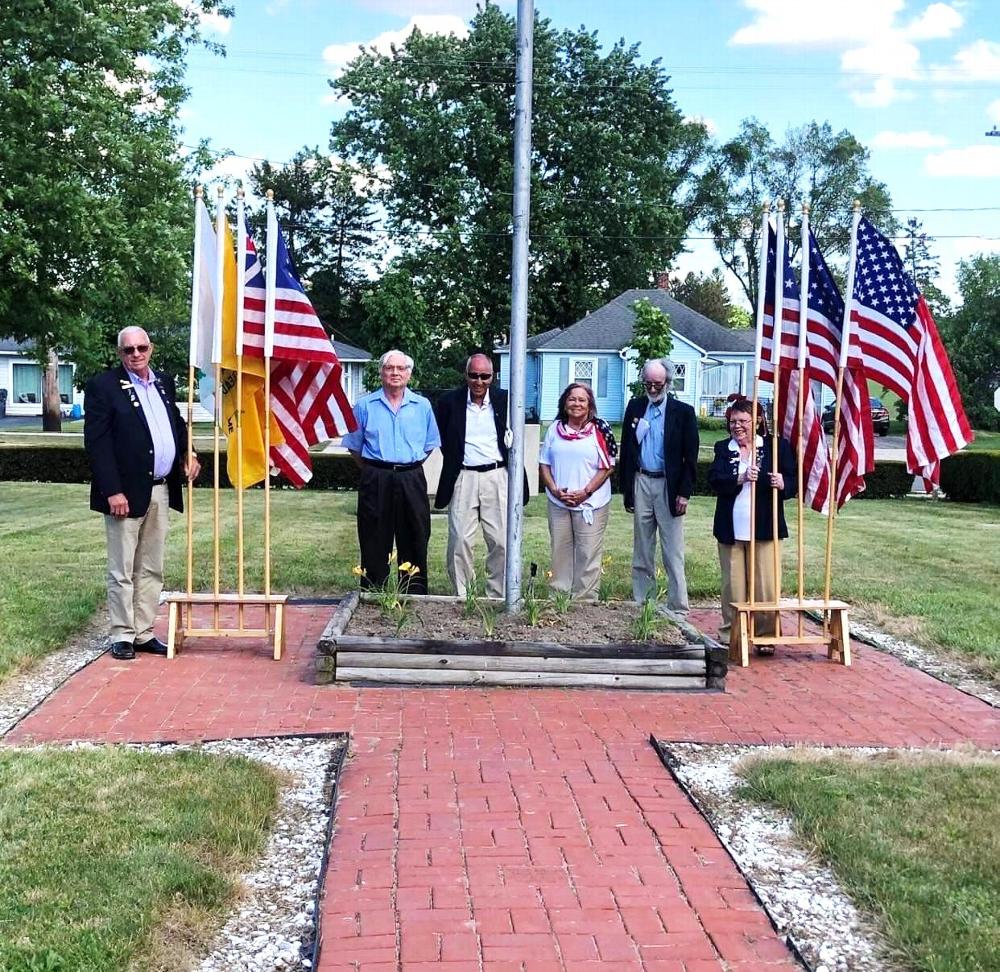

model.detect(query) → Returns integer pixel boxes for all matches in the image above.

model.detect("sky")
[181,0,1000,304]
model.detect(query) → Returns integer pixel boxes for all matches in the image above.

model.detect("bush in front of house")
[939,451,1000,504]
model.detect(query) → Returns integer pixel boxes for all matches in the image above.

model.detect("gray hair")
[641,358,674,383]
[379,349,414,371]
[117,326,149,349]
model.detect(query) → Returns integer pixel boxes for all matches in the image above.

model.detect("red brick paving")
[5,604,998,971]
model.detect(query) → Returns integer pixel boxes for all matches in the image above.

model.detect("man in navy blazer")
[434,353,527,597]
[84,327,200,660]
[620,358,699,610]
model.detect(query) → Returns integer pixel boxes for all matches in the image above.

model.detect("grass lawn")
[0,745,280,972]
[1,483,997,682]
[740,750,1000,972]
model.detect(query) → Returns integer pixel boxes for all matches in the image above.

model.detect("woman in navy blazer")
[708,398,796,648]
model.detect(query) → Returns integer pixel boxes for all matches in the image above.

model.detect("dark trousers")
[357,463,430,594]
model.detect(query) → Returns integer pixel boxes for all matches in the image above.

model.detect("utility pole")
[504,0,534,612]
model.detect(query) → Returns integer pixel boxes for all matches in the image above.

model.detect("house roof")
[531,289,755,355]
[495,327,563,353]
[333,339,370,361]
[0,338,31,354]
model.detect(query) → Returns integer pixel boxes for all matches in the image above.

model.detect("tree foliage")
[628,298,672,396]
[0,0,227,425]
[941,254,1000,432]
[699,119,895,309]
[671,269,733,325]
[331,4,710,370]
[903,217,949,318]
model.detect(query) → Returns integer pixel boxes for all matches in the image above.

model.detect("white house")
[0,340,85,418]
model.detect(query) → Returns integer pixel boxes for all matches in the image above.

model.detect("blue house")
[497,287,757,422]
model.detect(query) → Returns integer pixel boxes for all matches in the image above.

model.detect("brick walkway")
[6,605,998,971]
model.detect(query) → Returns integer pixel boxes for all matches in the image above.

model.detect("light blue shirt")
[638,398,665,472]
[126,367,176,478]
[342,387,441,463]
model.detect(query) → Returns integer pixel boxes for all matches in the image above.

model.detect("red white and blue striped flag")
[850,217,972,490]
[241,226,356,486]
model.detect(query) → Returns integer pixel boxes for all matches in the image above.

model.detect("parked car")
[822,396,890,436]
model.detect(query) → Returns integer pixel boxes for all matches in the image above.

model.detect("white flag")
[189,196,219,410]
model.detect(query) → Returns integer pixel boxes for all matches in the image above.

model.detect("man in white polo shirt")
[434,353,527,598]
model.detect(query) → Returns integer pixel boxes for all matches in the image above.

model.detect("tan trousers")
[631,473,689,611]
[104,484,169,643]
[718,540,781,643]
[547,501,610,599]
[447,467,508,598]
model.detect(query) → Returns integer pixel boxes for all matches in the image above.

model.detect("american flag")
[851,217,972,489]
[241,226,356,487]
[762,226,831,513]
[805,232,874,508]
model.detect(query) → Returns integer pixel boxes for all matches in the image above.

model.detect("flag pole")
[824,201,862,612]
[770,200,786,636]
[235,188,247,630]
[263,190,278,621]
[212,186,225,630]
[748,200,771,643]
[795,204,811,636]
[186,186,203,621]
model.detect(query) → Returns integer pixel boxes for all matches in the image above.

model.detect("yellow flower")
[410,566,420,575]
[352,565,365,577]
[388,551,397,564]
[399,561,412,572]
[545,570,553,580]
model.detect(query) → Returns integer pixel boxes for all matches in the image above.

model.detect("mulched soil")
[348,598,687,646]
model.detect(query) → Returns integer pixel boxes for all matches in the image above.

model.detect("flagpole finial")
[266,189,274,201]
[216,185,224,199]
[237,187,245,200]
[776,198,785,213]
[194,185,203,199]
[852,198,861,213]
[761,199,771,214]
[801,202,810,216]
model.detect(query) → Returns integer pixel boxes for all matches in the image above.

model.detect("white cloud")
[201,153,257,187]
[685,114,718,136]
[903,3,963,41]
[323,14,469,76]
[729,0,904,47]
[925,145,1000,178]
[850,78,912,108]
[841,38,920,79]
[176,0,230,35]
[931,39,1000,82]
[872,129,949,149]
[350,0,490,14]
[988,99,1000,124]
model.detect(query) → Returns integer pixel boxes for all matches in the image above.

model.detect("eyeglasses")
[120,344,150,355]
[730,420,752,428]
[642,380,665,390]
[467,372,493,381]
[382,364,410,372]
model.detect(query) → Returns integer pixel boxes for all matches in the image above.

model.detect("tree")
[940,254,1000,431]
[628,298,673,396]
[671,269,733,325]
[699,119,895,309]
[903,217,949,318]
[248,147,381,347]
[0,0,228,429]
[332,4,710,358]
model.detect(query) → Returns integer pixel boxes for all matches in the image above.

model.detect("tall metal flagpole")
[186,186,203,619]
[769,200,786,634]
[211,186,225,629]
[264,190,278,621]
[824,201,862,610]
[748,201,771,640]
[235,189,247,630]
[504,0,533,613]
[795,204,811,636]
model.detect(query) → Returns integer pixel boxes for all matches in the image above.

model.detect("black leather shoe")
[110,641,136,660]
[134,637,168,656]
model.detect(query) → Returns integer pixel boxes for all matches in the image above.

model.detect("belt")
[462,461,506,472]
[638,468,665,478]
[151,477,168,486]
[364,458,423,472]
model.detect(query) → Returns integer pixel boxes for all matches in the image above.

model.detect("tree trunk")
[41,348,62,433]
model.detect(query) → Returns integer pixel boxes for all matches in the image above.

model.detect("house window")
[671,362,686,394]
[570,356,598,388]
[12,362,74,404]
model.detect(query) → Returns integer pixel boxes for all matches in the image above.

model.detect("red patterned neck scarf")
[555,420,612,469]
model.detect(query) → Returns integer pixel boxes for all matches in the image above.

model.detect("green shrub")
[939,451,1000,504]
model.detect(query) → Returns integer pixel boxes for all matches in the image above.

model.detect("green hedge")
[939,451,1000,504]
[2,444,916,500]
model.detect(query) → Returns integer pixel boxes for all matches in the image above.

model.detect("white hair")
[117,326,149,349]
[379,349,414,371]
[641,358,674,382]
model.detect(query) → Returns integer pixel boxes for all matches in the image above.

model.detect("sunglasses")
[120,344,150,355]
[467,372,493,381]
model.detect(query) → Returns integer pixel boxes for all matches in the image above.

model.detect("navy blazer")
[84,365,189,517]
[433,385,528,510]
[708,434,797,544]
[619,395,699,514]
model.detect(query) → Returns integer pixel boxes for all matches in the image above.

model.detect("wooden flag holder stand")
[729,599,851,669]
[165,594,288,660]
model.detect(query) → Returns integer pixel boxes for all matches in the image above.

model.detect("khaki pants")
[547,501,610,599]
[718,540,781,643]
[631,472,689,611]
[447,467,508,598]
[104,484,169,643]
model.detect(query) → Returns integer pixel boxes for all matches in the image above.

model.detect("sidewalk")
[7,606,998,971]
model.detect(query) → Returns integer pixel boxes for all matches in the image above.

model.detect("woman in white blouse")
[539,383,618,598]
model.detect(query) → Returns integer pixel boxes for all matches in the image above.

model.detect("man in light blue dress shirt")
[342,349,441,593]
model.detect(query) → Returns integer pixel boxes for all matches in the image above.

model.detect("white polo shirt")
[463,392,503,466]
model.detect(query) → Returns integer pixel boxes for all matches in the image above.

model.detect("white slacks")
[447,467,508,598]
